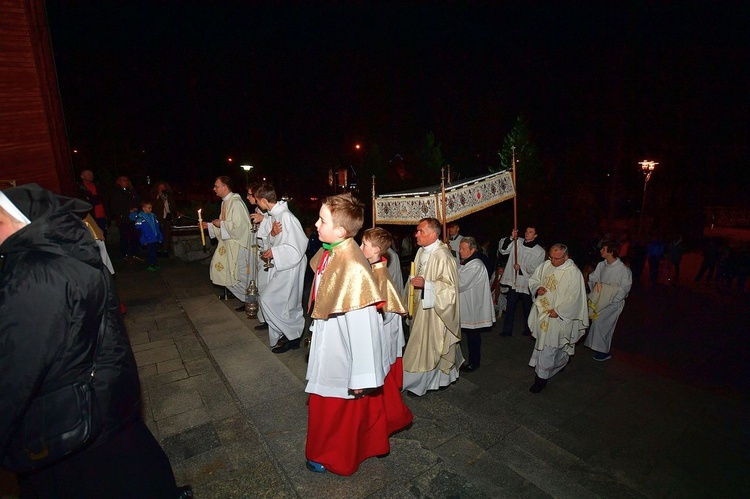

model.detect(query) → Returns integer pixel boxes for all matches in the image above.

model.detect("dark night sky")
[45,1,748,204]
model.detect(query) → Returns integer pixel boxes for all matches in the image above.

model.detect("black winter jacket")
[0,193,141,459]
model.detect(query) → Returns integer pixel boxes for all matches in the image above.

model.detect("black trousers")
[502,289,532,335]
[463,326,491,367]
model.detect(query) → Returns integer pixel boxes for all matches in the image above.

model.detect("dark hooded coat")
[0,186,141,460]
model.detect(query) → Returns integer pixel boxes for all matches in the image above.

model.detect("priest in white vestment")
[584,240,632,361]
[253,184,308,352]
[205,176,252,302]
[527,243,588,393]
[403,218,463,396]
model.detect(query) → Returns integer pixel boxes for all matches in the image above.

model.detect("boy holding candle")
[304,193,391,475]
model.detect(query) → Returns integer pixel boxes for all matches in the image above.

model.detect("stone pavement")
[2,251,748,498]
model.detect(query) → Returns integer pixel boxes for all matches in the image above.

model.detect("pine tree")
[422,132,446,174]
[494,115,542,191]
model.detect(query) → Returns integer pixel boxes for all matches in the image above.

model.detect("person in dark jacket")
[110,175,141,262]
[0,184,188,497]
[152,181,177,257]
[76,169,109,237]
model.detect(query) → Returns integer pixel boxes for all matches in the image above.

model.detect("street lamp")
[241,164,253,186]
[638,160,658,236]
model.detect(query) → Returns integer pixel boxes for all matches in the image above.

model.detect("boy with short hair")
[305,194,390,475]
[130,200,163,271]
[360,228,413,434]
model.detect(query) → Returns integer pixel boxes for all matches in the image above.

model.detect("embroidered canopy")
[373,169,515,225]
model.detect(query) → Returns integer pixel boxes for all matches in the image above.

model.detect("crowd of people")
[192,171,643,473]
[77,169,179,269]
[4,171,746,492]
[159,173,648,473]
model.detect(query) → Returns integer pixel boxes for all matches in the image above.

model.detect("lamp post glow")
[638,160,658,237]
[241,164,253,186]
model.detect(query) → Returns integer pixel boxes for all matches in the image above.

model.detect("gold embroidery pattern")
[539,296,551,311]
[215,262,224,272]
[218,246,227,256]
[540,319,549,332]
[543,274,559,292]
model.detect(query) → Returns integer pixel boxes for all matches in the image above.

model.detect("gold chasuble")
[309,238,384,319]
[403,241,461,374]
[371,260,407,316]
[209,193,251,288]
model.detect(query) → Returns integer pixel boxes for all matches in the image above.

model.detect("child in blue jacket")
[130,200,163,271]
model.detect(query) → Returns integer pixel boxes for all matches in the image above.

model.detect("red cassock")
[306,390,390,476]
[305,362,413,475]
[382,358,413,435]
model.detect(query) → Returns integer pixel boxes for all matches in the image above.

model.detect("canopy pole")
[441,167,448,242]
[512,145,519,284]
[371,175,376,228]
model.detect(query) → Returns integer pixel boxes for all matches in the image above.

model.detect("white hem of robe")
[402,348,464,396]
[528,346,569,380]
[583,301,625,353]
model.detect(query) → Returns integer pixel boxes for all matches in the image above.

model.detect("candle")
[408,261,415,316]
[198,209,206,247]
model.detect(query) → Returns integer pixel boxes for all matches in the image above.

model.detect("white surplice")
[306,306,386,399]
[458,257,495,329]
[498,237,546,294]
[584,258,632,353]
[256,201,308,345]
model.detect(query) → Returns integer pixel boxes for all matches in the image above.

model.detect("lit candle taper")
[197,208,206,247]
[408,261,415,316]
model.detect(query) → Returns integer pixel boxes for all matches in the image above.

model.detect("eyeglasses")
[548,256,566,261]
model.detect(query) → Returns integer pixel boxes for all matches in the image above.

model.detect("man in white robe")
[247,185,278,323]
[253,184,308,352]
[386,246,404,292]
[527,243,589,393]
[205,176,252,303]
[584,240,632,361]
[458,237,495,372]
[498,226,546,336]
[447,221,464,267]
[403,218,463,396]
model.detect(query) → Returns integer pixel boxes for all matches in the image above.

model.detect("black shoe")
[529,375,547,393]
[272,338,301,353]
[460,364,479,372]
[254,323,269,331]
[235,304,247,312]
[272,336,288,348]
